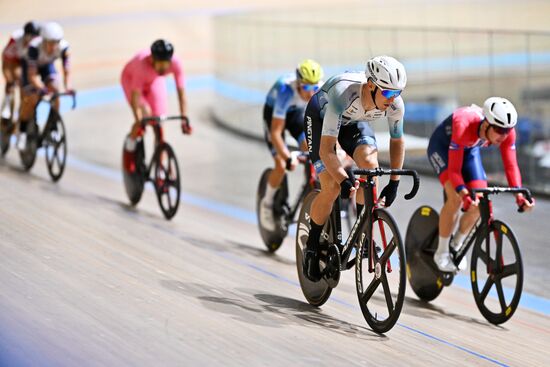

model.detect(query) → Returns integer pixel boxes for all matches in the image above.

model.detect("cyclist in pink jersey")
[427,97,535,272]
[121,39,190,169]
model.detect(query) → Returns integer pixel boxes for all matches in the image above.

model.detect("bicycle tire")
[256,168,289,252]
[44,117,67,182]
[471,220,523,324]
[122,136,145,205]
[154,142,181,220]
[19,119,39,171]
[0,118,11,156]
[296,190,333,306]
[356,208,406,333]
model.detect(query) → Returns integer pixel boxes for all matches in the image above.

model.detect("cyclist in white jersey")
[259,59,323,231]
[17,22,71,150]
[302,56,408,281]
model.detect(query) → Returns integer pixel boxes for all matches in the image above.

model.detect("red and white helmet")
[483,97,518,128]
[365,56,407,90]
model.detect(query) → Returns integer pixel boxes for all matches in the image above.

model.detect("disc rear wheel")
[296,190,332,306]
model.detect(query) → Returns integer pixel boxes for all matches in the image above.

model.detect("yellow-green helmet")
[296,59,324,84]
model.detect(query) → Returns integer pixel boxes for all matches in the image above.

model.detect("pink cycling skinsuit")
[120,49,184,116]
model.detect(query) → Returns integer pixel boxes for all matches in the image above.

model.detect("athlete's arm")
[61,47,71,91]
[387,99,405,180]
[270,117,290,161]
[499,130,522,188]
[26,47,44,90]
[270,84,295,160]
[499,130,534,210]
[319,135,348,183]
[389,137,405,180]
[171,58,187,118]
[130,90,143,126]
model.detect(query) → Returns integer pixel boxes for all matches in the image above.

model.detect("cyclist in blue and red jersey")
[428,97,535,272]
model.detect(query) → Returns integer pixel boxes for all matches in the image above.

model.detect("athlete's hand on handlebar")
[340,172,356,199]
[460,189,479,212]
[516,194,535,213]
[181,116,192,135]
[285,151,302,171]
[378,179,400,207]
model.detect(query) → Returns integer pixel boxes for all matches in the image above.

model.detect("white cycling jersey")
[317,72,405,138]
[25,37,70,68]
[2,29,28,60]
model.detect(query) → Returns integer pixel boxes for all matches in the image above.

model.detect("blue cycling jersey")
[265,74,307,120]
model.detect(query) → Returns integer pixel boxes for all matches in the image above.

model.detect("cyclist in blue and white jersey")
[17,21,71,150]
[302,55,408,281]
[259,59,324,231]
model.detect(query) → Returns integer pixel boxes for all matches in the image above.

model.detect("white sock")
[436,236,450,256]
[452,231,467,250]
[263,184,278,206]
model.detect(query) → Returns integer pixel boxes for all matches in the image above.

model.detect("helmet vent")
[491,102,496,111]
[507,113,511,124]
[396,69,401,81]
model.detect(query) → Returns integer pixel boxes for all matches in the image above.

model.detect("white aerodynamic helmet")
[483,97,518,128]
[365,55,407,90]
[41,22,64,41]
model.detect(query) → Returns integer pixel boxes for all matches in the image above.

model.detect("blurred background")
[212,0,550,193]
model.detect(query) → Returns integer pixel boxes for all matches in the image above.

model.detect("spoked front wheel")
[154,142,181,220]
[44,118,67,182]
[356,208,406,333]
[471,220,523,324]
[19,119,39,171]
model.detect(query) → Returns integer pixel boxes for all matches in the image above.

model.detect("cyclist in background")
[302,56,408,281]
[427,97,535,272]
[1,21,40,123]
[259,59,324,231]
[121,39,190,172]
[17,21,71,150]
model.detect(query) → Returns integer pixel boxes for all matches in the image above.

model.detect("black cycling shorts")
[263,104,306,156]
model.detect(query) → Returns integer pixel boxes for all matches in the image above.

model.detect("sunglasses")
[491,125,513,135]
[301,83,320,92]
[379,88,402,99]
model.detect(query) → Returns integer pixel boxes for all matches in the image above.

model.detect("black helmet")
[23,21,40,36]
[150,39,174,61]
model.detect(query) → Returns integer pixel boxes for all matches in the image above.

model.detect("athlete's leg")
[455,147,487,246]
[1,58,18,119]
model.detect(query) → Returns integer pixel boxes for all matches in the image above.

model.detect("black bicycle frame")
[328,168,420,272]
[452,187,532,273]
[139,115,184,181]
[35,92,76,146]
